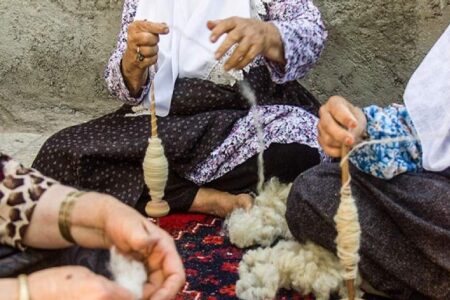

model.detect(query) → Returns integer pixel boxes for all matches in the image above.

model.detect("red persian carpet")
[159,213,386,300]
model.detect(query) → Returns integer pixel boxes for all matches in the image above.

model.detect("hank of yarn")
[143,137,169,202]
[334,146,361,300]
[334,180,361,281]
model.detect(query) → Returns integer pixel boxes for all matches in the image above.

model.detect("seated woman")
[286,26,450,299]
[33,0,327,217]
[0,153,185,299]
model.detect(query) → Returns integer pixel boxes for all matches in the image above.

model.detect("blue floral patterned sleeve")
[349,105,423,179]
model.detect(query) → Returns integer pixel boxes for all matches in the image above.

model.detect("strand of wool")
[172,24,267,194]
[109,247,147,300]
[341,135,419,166]
[239,80,265,194]
[143,137,168,201]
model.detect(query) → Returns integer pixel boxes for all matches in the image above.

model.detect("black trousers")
[137,143,321,214]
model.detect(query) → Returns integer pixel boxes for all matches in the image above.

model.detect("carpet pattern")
[159,213,319,300]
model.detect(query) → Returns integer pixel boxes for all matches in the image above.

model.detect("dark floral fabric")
[33,67,321,208]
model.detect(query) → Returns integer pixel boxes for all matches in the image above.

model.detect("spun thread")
[239,80,266,194]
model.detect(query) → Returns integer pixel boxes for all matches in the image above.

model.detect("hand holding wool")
[101,198,186,300]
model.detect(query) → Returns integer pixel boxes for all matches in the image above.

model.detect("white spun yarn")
[109,247,147,300]
[143,137,168,201]
[239,80,266,193]
[226,178,292,248]
[334,181,361,281]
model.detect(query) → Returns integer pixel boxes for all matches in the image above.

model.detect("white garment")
[135,0,252,116]
[404,25,450,172]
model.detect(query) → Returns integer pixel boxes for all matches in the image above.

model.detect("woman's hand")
[27,266,134,300]
[208,17,285,71]
[23,188,185,300]
[101,199,186,300]
[318,96,367,157]
[122,21,169,96]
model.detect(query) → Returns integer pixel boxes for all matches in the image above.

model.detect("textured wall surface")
[1,0,449,133]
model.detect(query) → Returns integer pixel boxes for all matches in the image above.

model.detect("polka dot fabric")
[33,67,320,207]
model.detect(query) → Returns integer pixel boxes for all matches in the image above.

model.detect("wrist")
[121,54,148,96]
[65,192,116,249]
[71,192,111,230]
[264,22,286,65]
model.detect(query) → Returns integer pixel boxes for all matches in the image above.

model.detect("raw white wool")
[109,247,147,299]
[226,178,292,248]
[236,240,361,300]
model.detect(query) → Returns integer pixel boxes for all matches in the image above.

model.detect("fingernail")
[215,52,220,60]
[345,137,353,145]
[210,35,216,42]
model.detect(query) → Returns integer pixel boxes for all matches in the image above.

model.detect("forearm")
[121,58,149,97]
[0,279,19,300]
[23,184,114,250]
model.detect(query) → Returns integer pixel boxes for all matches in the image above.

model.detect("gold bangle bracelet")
[58,191,86,244]
[18,274,30,300]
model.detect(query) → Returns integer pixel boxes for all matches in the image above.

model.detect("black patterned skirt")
[33,67,321,210]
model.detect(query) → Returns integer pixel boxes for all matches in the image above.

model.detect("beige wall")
[1,0,449,133]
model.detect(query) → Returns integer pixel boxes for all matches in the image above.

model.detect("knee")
[285,173,314,242]
[285,164,341,244]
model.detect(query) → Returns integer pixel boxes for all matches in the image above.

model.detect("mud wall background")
[1,0,449,133]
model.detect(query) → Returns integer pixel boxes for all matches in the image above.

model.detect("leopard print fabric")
[0,153,57,250]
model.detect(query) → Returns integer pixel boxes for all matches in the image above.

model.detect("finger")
[136,55,158,69]
[233,45,260,70]
[319,106,355,146]
[209,17,238,43]
[138,45,158,58]
[318,125,342,149]
[149,273,186,300]
[147,269,165,292]
[206,20,217,31]
[131,32,160,48]
[135,21,169,35]
[224,38,251,71]
[327,96,358,129]
[215,31,242,61]
[128,220,159,257]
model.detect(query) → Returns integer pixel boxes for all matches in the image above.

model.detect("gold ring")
[136,46,145,62]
